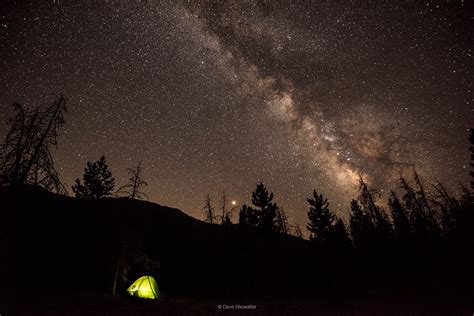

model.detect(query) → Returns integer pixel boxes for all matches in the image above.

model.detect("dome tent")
[126,276,160,299]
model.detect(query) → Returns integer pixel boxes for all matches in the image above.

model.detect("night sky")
[0,1,471,226]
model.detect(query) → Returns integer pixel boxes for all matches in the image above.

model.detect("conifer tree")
[389,191,411,242]
[400,175,439,242]
[306,190,335,243]
[72,155,115,199]
[349,199,372,250]
[433,182,458,237]
[251,182,278,231]
[238,204,258,229]
[238,204,248,228]
[238,183,278,232]
[359,178,390,231]
[358,178,393,244]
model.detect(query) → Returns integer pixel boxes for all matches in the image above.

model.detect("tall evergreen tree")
[389,191,411,242]
[306,190,335,243]
[238,204,259,229]
[238,183,278,232]
[413,170,439,235]
[433,182,458,237]
[72,155,115,199]
[400,175,439,242]
[251,182,278,231]
[358,178,390,230]
[358,178,393,245]
[349,199,373,250]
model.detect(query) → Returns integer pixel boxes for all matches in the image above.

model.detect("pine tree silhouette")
[251,182,278,232]
[358,178,392,235]
[349,199,373,250]
[72,155,115,199]
[238,183,278,232]
[400,175,440,244]
[389,191,411,242]
[306,190,335,243]
[238,204,258,229]
[432,182,458,238]
[358,179,393,250]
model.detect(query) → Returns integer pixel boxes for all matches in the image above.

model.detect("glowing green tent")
[127,276,160,299]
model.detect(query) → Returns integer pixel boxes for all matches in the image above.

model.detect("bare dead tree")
[219,189,235,225]
[202,193,216,224]
[117,160,148,200]
[0,94,67,193]
[222,206,235,226]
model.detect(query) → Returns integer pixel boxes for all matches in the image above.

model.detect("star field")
[0,1,471,226]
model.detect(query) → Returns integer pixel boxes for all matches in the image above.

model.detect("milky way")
[0,1,471,226]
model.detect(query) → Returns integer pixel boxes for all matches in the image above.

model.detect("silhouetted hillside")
[0,185,313,300]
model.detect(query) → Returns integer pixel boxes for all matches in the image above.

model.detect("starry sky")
[0,1,471,226]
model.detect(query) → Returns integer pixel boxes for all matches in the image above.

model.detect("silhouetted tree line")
[200,157,473,269]
[231,173,472,297]
[347,173,472,255]
[0,95,149,200]
[233,174,472,251]
[72,156,149,201]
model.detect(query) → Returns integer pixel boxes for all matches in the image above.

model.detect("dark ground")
[1,293,471,316]
[0,185,472,315]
